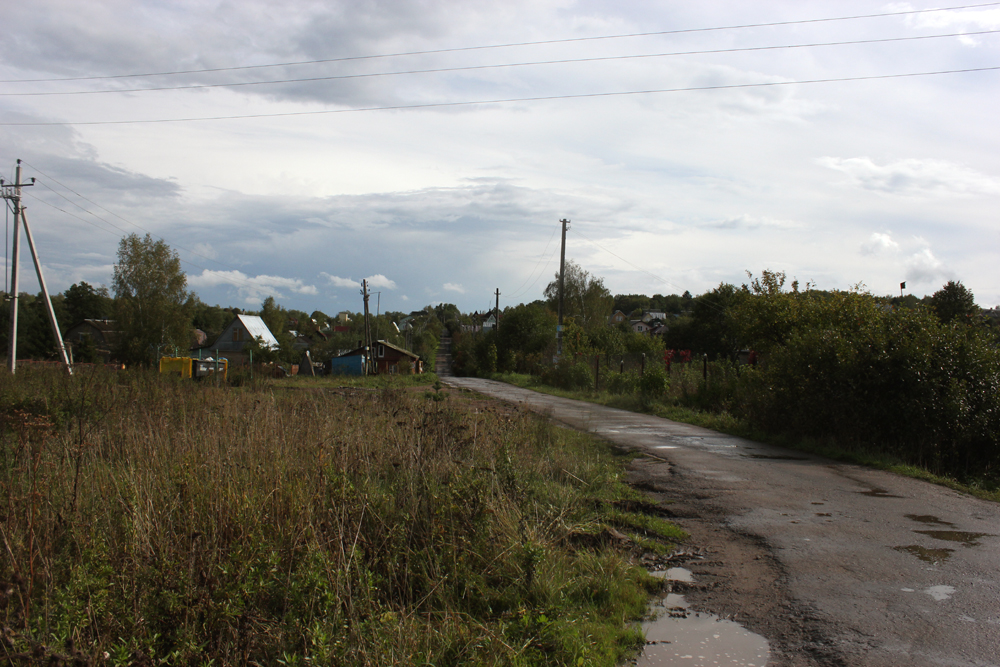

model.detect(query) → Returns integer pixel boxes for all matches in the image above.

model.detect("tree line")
[0,233,440,369]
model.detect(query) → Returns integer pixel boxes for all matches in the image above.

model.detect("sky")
[1,0,998,318]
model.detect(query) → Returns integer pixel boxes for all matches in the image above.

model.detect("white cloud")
[818,157,1000,197]
[860,232,899,256]
[189,269,317,302]
[366,274,397,290]
[900,3,1000,30]
[443,282,466,293]
[322,274,361,289]
[905,247,952,285]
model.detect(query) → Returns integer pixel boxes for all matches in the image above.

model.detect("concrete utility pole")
[2,160,73,374]
[556,218,569,359]
[361,279,373,375]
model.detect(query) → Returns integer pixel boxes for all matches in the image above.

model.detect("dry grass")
[0,366,683,666]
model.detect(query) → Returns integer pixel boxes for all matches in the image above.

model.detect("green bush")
[541,360,594,391]
[638,367,668,399]
[731,286,1000,479]
[607,371,640,396]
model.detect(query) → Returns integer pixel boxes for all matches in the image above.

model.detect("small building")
[631,320,652,335]
[609,310,628,325]
[204,314,279,365]
[65,319,120,362]
[482,313,497,332]
[338,340,422,375]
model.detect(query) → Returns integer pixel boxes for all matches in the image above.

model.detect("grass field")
[0,366,685,666]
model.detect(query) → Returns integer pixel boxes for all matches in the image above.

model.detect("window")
[378,344,385,358]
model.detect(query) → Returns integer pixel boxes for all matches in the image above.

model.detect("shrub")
[607,371,640,396]
[638,367,668,399]
[541,360,594,391]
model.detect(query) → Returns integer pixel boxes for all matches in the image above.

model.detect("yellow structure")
[159,356,228,381]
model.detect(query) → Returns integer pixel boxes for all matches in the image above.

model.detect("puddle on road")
[906,514,955,527]
[924,585,956,601]
[914,530,994,547]
[859,487,903,498]
[650,567,695,583]
[635,569,769,666]
[741,454,808,461]
[894,544,954,564]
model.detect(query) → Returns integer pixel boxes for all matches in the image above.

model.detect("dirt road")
[443,377,1000,667]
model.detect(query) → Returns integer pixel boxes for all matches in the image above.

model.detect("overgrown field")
[0,367,684,666]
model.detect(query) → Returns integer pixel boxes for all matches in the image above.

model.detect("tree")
[663,284,739,359]
[63,282,112,325]
[112,234,190,365]
[930,280,978,324]
[543,260,613,331]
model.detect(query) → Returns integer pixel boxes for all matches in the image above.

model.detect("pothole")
[634,568,770,666]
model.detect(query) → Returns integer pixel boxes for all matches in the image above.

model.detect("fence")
[583,351,710,392]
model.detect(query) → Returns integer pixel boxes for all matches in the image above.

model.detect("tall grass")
[0,366,680,665]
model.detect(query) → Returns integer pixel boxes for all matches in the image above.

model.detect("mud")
[626,456,845,666]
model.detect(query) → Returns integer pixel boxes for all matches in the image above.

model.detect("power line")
[20,192,277,294]
[17,166,298,296]
[504,224,561,301]
[22,159,254,275]
[3,65,996,127]
[5,30,996,97]
[2,2,996,85]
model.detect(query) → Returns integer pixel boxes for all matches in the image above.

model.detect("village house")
[65,319,120,362]
[337,339,422,375]
[202,314,279,365]
[631,320,652,335]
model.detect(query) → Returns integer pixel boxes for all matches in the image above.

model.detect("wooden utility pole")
[556,218,569,359]
[2,160,73,374]
[494,288,500,329]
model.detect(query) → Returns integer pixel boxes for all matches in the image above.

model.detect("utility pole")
[361,279,373,375]
[494,288,500,330]
[556,218,569,359]
[2,160,73,375]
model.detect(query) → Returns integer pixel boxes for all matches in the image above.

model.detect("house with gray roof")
[205,314,279,365]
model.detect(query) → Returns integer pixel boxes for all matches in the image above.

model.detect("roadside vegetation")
[455,270,1000,501]
[0,365,684,666]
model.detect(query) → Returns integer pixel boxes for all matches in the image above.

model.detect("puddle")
[742,454,807,460]
[914,530,994,547]
[924,585,956,601]
[636,570,769,666]
[894,545,954,564]
[637,594,769,666]
[859,487,902,498]
[905,514,955,527]
[650,567,695,583]
[815,513,832,517]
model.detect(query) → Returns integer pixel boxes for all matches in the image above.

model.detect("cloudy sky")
[1,0,998,316]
